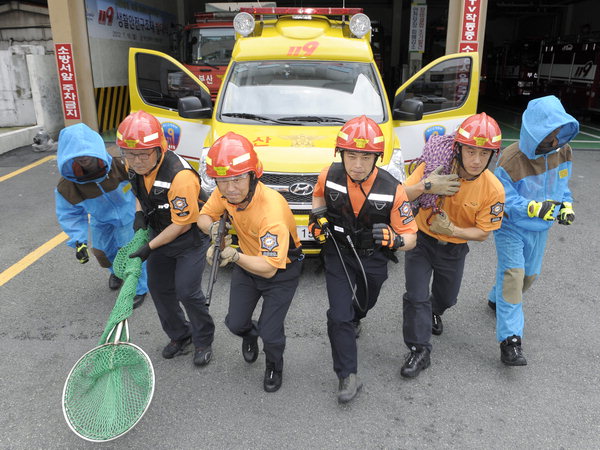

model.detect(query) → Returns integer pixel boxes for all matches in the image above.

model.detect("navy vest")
[324,163,397,249]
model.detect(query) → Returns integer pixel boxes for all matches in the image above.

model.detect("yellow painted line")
[0,232,68,286]
[0,155,56,183]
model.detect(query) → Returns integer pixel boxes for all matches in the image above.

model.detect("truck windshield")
[183,27,235,66]
[219,61,386,123]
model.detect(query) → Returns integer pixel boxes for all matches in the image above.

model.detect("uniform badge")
[490,202,504,216]
[171,196,188,211]
[399,201,412,217]
[260,232,279,251]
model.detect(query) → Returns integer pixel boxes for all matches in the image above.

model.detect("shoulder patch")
[399,201,412,217]
[260,232,279,251]
[171,196,188,211]
[490,202,504,216]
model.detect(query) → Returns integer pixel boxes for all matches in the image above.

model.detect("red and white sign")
[55,43,81,120]
[459,0,481,53]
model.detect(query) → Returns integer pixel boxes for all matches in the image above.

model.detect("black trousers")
[147,230,215,348]
[403,231,469,352]
[323,242,389,379]
[224,258,302,372]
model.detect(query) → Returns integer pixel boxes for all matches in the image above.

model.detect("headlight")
[381,148,406,183]
[233,12,255,37]
[199,146,216,198]
[349,13,371,38]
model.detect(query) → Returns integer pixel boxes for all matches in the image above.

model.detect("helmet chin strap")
[226,173,258,210]
[455,143,494,180]
[341,151,381,184]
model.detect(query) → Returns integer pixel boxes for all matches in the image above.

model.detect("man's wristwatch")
[423,180,432,192]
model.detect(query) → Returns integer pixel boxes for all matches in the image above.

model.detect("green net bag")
[62,229,155,442]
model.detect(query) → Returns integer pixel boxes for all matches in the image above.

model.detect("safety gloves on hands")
[372,223,405,249]
[129,243,152,262]
[308,206,330,244]
[424,166,461,196]
[558,202,575,225]
[133,211,147,232]
[429,210,455,236]
[208,220,232,243]
[75,241,89,264]
[527,200,560,221]
[206,235,239,268]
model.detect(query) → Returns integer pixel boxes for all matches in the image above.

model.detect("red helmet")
[335,115,385,155]
[206,132,263,178]
[116,110,168,152]
[455,113,502,151]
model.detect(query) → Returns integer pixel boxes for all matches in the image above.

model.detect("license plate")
[297,225,313,240]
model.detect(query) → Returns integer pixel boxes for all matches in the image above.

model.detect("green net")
[62,342,154,441]
[99,228,149,344]
[63,229,154,441]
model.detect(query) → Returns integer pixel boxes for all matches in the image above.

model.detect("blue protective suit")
[488,96,579,342]
[54,123,147,295]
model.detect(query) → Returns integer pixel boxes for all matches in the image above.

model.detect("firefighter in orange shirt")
[400,113,505,379]
[310,116,418,403]
[198,132,303,393]
[117,111,215,367]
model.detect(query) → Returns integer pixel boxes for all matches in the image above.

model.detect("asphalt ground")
[1,143,599,449]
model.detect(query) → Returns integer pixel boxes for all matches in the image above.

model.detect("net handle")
[105,320,130,344]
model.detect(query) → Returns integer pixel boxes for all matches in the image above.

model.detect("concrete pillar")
[47,0,98,130]
[445,0,487,71]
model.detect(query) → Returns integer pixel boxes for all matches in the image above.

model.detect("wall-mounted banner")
[85,0,175,45]
[408,4,427,53]
[54,43,81,120]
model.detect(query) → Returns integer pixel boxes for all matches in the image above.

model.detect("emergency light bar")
[239,7,363,16]
[235,7,370,38]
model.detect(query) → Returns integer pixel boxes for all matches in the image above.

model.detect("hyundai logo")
[289,182,314,196]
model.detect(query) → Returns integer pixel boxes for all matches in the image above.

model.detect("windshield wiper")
[278,115,346,124]
[221,113,290,124]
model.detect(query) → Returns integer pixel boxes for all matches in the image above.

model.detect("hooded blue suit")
[488,96,578,342]
[55,123,147,295]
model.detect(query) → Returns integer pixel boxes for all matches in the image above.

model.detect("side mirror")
[178,96,212,119]
[392,97,423,121]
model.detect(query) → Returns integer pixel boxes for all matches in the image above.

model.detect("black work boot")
[193,346,213,367]
[264,362,282,393]
[242,336,259,363]
[500,335,527,366]
[338,373,363,404]
[109,273,123,290]
[133,293,146,309]
[400,346,431,378]
[488,300,496,313]
[432,313,443,336]
[162,336,192,359]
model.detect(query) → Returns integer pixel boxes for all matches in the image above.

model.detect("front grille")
[261,172,318,207]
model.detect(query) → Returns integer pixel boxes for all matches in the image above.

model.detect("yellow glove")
[429,210,455,237]
[527,200,559,221]
[558,202,574,225]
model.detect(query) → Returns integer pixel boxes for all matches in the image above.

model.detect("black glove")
[308,206,329,244]
[133,211,147,232]
[75,241,89,264]
[129,243,152,262]
[372,223,404,249]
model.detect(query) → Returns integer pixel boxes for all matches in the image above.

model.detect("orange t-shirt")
[142,160,200,225]
[313,166,418,235]
[405,163,505,244]
[200,182,301,269]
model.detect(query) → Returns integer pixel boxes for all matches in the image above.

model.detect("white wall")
[0,49,36,127]
[27,53,63,134]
